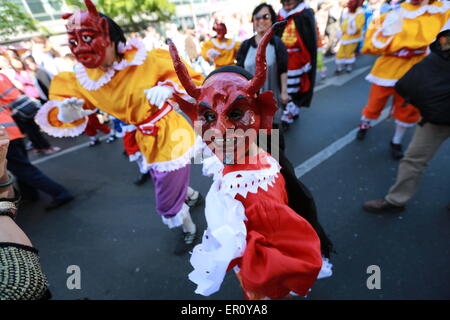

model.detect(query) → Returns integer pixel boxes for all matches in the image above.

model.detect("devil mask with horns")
[62,0,112,69]
[168,22,285,164]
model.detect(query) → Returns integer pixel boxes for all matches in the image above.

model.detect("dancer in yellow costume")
[35,0,204,254]
[335,0,365,74]
[201,23,240,69]
[356,0,450,160]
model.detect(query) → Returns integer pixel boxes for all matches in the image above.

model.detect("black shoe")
[281,121,290,132]
[173,231,198,255]
[363,199,405,213]
[134,173,150,186]
[45,195,74,211]
[185,192,204,208]
[356,128,368,140]
[390,142,403,160]
[89,139,100,147]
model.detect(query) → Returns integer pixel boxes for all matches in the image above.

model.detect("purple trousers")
[149,164,190,218]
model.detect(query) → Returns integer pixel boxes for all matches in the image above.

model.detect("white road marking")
[31,136,110,165]
[294,107,391,178]
[315,65,371,93]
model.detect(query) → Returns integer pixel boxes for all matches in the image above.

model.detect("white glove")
[57,98,94,123]
[206,49,221,61]
[144,86,174,109]
[381,10,403,37]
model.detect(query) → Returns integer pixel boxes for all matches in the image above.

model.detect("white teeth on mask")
[214,138,236,142]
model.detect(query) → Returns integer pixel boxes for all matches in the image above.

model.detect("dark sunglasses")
[254,13,271,21]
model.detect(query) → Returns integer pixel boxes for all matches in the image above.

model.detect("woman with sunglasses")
[237,3,290,127]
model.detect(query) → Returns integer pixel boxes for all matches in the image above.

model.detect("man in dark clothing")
[363,21,450,213]
[0,107,74,211]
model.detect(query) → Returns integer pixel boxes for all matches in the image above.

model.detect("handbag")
[9,95,40,120]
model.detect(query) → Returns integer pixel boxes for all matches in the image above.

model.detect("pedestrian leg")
[385,123,450,206]
[6,139,73,203]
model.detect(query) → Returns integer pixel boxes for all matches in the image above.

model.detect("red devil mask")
[347,0,362,13]
[168,22,286,163]
[62,0,111,69]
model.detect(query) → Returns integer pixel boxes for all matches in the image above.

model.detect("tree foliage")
[0,0,37,41]
[66,0,176,31]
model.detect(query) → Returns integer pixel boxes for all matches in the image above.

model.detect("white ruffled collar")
[202,152,281,199]
[74,38,148,91]
[211,38,236,50]
[399,1,449,19]
[279,2,308,19]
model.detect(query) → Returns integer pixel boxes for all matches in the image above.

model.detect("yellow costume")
[36,39,203,173]
[360,1,450,127]
[201,38,241,69]
[336,8,365,66]
[363,1,450,86]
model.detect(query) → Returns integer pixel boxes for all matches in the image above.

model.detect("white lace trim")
[365,73,398,87]
[395,119,417,128]
[343,9,364,35]
[335,57,356,65]
[279,2,308,19]
[161,203,190,229]
[372,28,395,49]
[221,155,281,199]
[74,38,148,91]
[35,100,88,138]
[317,257,333,279]
[211,38,236,50]
[340,37,364,45]
[190,153,282,296]
[371,3,449,49]
[400,2,449,19]
[129,135,203,173]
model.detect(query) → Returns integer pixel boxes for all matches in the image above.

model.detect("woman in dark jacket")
[237,3,289,126]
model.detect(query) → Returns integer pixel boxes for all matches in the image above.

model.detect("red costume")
[168,22,324,299]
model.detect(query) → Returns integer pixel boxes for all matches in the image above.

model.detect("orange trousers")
[362,84,420,126]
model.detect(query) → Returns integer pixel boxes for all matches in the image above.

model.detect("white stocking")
[182,211,196,234]
[392,124,408,144]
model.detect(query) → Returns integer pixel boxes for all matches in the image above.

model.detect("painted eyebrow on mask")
[231,95,248,105]
[199,101,213,109]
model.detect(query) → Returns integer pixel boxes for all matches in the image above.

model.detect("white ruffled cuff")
[189,179,247,296]
[35,100,88,138]
[161,203,190,229]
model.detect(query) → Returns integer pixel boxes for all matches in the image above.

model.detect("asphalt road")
[17,54,450,300]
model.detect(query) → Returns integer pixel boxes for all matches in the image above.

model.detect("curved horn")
[246,21,287,96]
[167,39,201,100]
[61,13,73,20]
[84,0,100,17]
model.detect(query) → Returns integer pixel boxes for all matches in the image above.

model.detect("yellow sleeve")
[361,13,392,56]
[49,72,95,110]
[201,40,214,63]
[356,13,365,32]
[150,49,204,93]
[35,72,91,137]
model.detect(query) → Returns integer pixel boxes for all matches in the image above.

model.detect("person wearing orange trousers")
[356,0,450,159]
